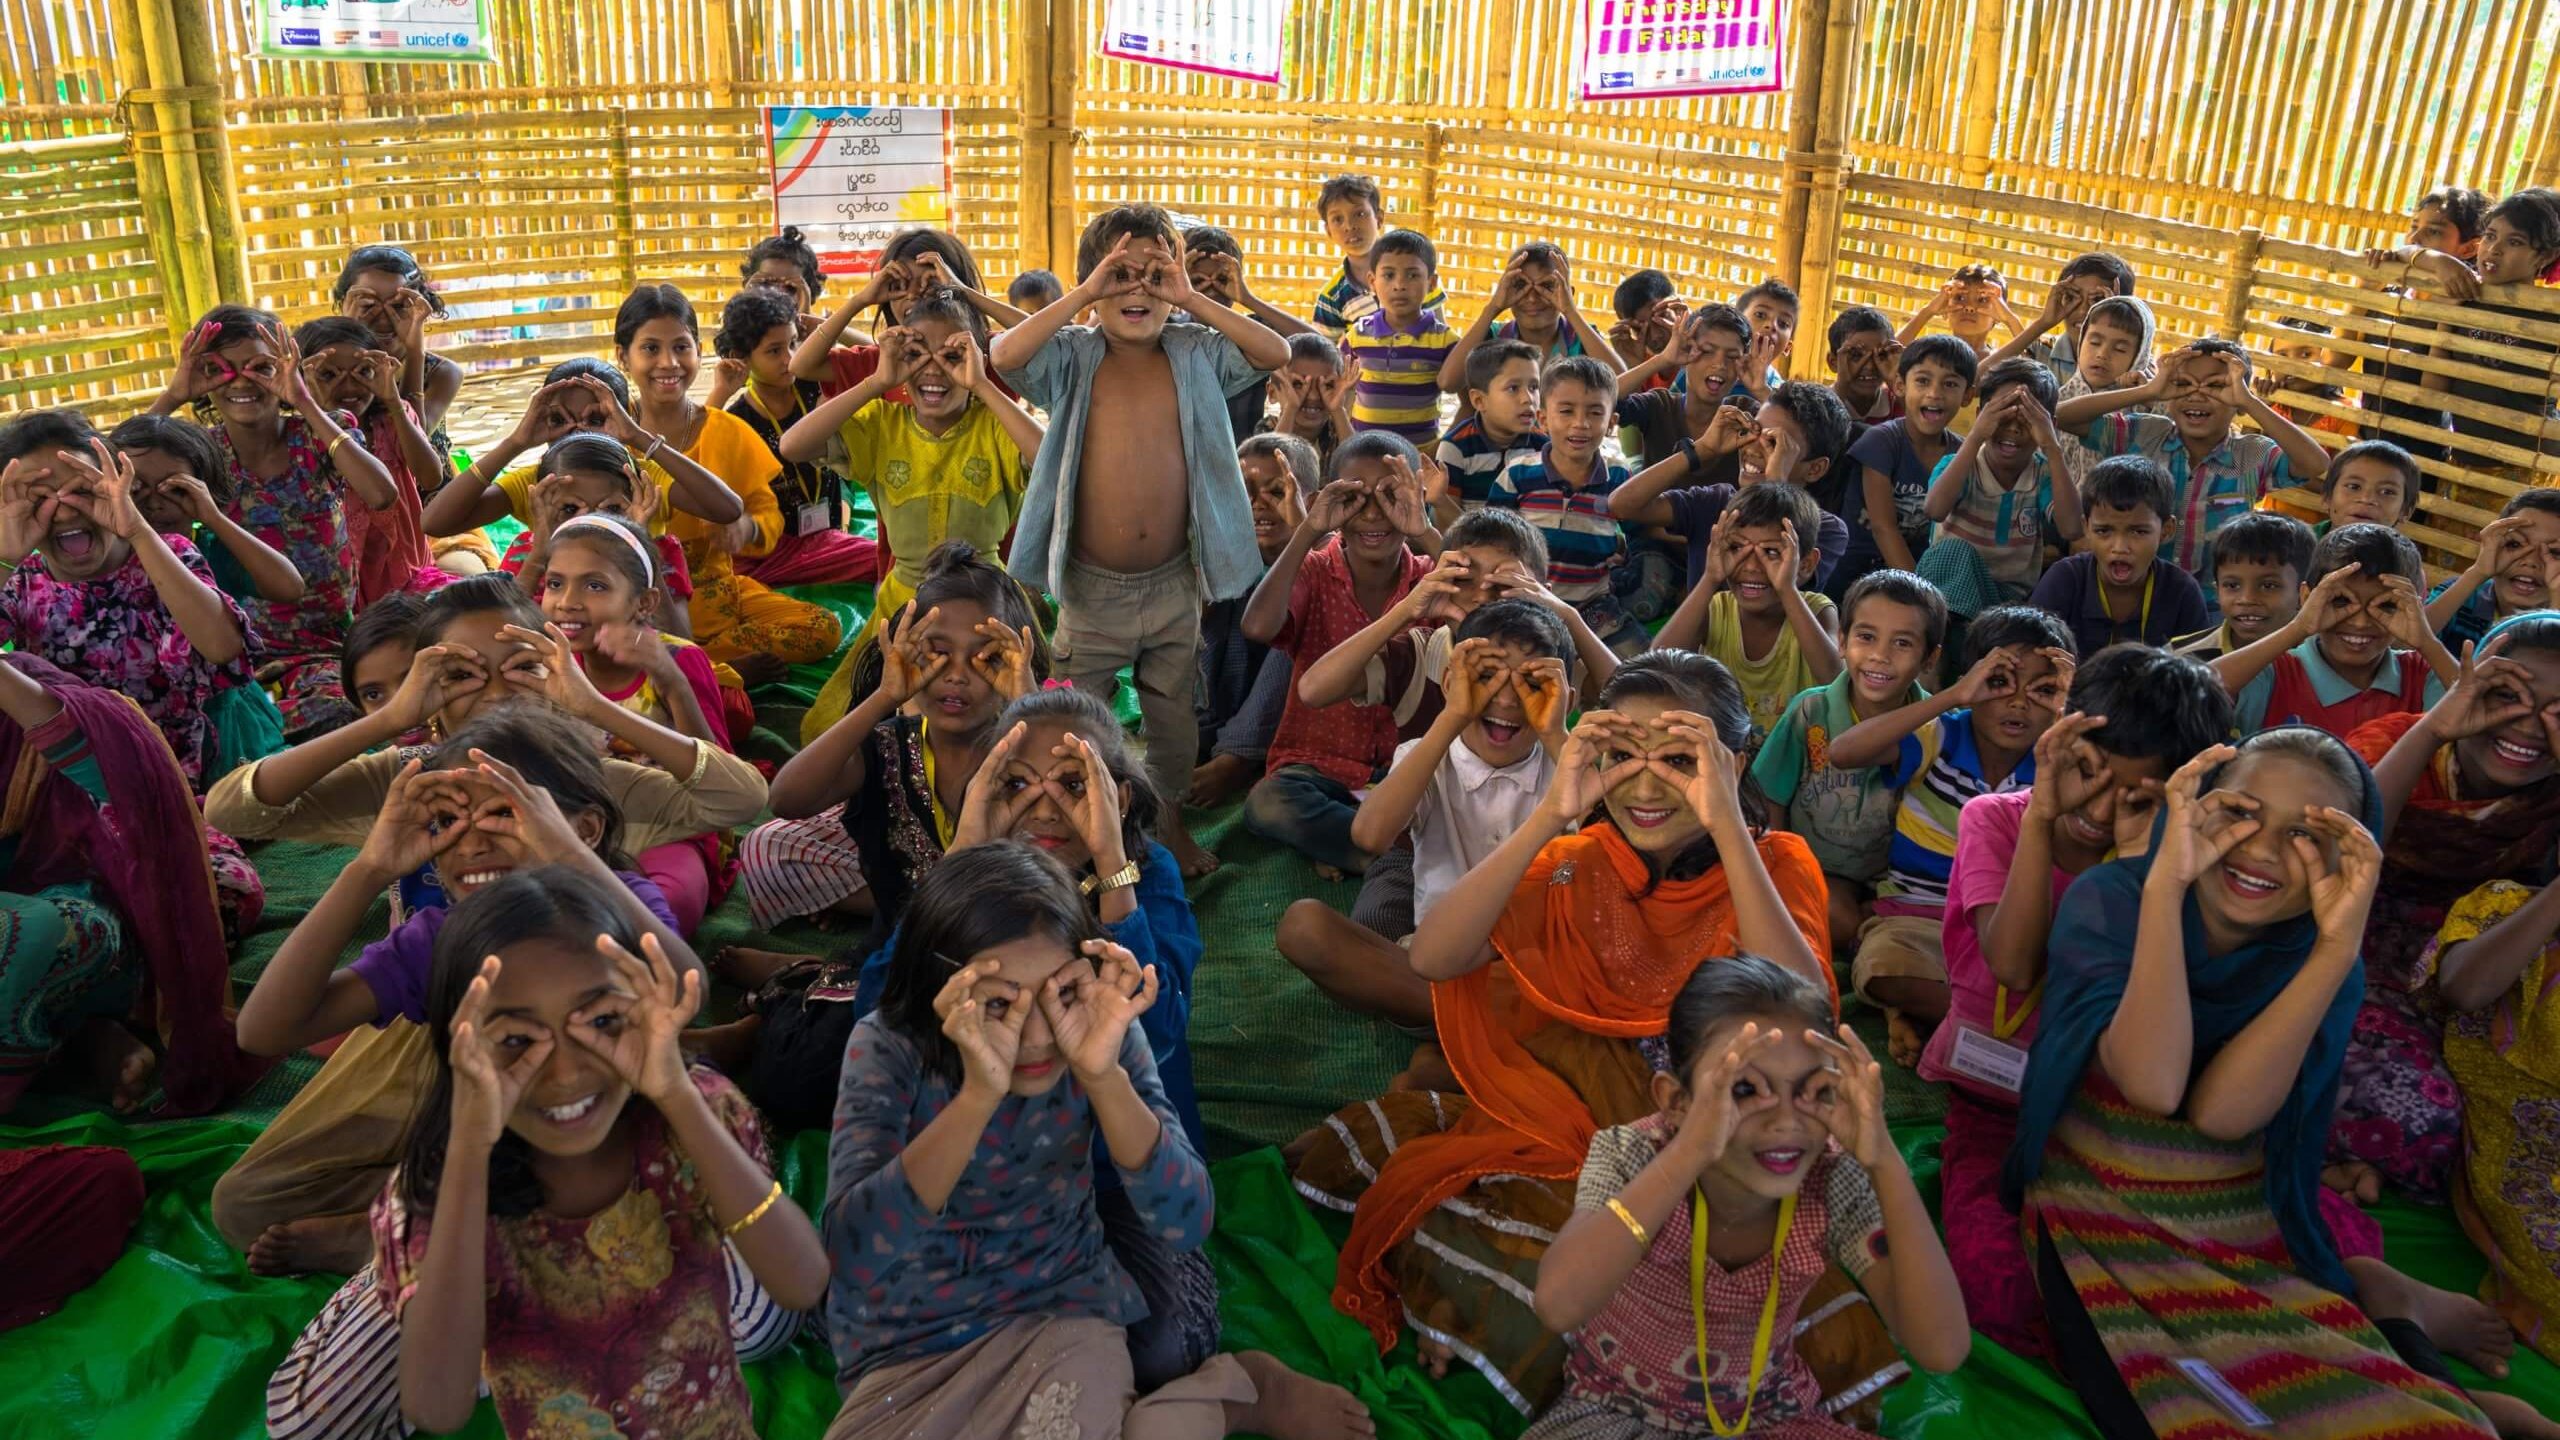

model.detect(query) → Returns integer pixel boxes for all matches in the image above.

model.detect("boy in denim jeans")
[993,203,1291,876]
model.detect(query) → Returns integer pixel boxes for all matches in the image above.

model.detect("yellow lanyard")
[2103,568,2154,642]
[1992,982,2041,1040]
[1690,1187,1799,1438]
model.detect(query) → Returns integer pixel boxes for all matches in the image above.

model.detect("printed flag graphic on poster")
[256,0,494,62]
[765,107,955,278]
[1101,0,1288,85]
[1578,0,1786,101]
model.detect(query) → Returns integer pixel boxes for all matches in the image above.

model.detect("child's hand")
[160,321,222,408]
[1743,328,1785,395]
[1084,237,1148,302]
[2025,712,2112,827]
[879,602,951,705]
[1951,646,2022,706]
[465,746,601,866]
[2427,639,2539,740]
[2208,355,2254,409]
[1057,731,1130,871]
[50,441,146,541]
[876,326,928,390]
[1763,517,1804,593]
[1659,709,1746,836]
[2290,805,2383,944]
[709,356,751,402]
[1698,508,1741,592]
[2034,282,2086,333]
[1801,1026,1892,1170]
[387,641,489,732]
[568,930,703,1104]
[1667,1020,1783,1168]
[1141,234,1198,309]
[934,959,1031,1102]
[384,289,432,360]
[1513,657,1571,742]
[967,617,1038,701]
[2148,745,2258,888]
[2023,647,2074,717]
[496,621,605,716]
[1398,551,1470,623]
[1302,478,1367,536]
[1441,636,1508,720]
[156,471,221,527]
[1485,559,1566,615]
[448,956,551,1154]
[2404,250,2482,302]
[574,376,653,450]
[1542,712,1648,824]
[594,621,679,683]
[1045,938,1159,1083]
[936,333,986,394]
[258,328,325,418]
[1488,264,1528,317]
[2466,515,2531,580]
[1378,456,1433,537]
[2020,388,2063,449]
[1699,403,1756,458]
[1267,366,1309,416]
[1653,310,1705,369]
[2371,575,2432,649]
[506,379,580,450]
[356,758,465,881]
[949,721,1032,850]
[359,349,404,409]
[0,460,48,563]
[1324,362,1361,416]
[1756,417,1807,483]
[2300,561,2365,634]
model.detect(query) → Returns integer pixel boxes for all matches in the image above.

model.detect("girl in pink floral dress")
[154,305,400,739]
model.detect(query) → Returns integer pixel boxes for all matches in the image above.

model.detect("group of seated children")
[6,169,2560,1440]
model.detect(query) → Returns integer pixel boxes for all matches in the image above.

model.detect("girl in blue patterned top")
[818,842,1375,1440]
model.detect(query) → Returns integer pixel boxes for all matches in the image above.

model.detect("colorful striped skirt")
[2022,1073,2493,1439]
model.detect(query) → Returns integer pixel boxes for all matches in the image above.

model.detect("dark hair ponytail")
[398,866,645,1218]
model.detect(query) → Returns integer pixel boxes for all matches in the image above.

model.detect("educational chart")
[1101,0,1289,84]
[255,0,494,62]
[764,107,955,277]
[1578,0,1786,101]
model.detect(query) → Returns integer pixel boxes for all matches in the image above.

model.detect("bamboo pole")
[1773,0,1836,295]
[103,0,191,336]
[1047,0,1080,270]
[1017,0,1054,270]
[702,0,736,107]
[2218,226,2262,341]
[123,0,220,321]
[1798,0,1859,332]
[1956,0,2005,185]
[164,0,245,303]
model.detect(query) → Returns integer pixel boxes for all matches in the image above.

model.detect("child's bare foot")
[681,1016,763,1075]
[1884,1009,1926,1069]
[711,945,809,989]
[74,1018,156,1113]
[1314,862,1348,883]
[1228,1350,1376,1439]
[1387,1041,1456,1095]
[730,652,790,689]
[1166,824,1221,879]
[2477,1391,2560,1440]
[246,1214,371,1277]
[2347,1257,2515,1377]
[1185,752,1257,808]
[1282,1123,1326,1171]
[1415,1333,1456,1379]
[2322,1160,2384,1205]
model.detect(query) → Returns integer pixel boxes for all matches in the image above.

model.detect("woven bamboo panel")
[0,133,173,412]
[1,0,119,137]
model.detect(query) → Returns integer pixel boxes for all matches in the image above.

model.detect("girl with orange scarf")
[1293,651,1902,1419]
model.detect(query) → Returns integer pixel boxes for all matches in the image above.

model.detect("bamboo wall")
[5,0,2560,564]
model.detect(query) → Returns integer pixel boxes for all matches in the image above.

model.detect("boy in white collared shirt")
[1274,598,1569,1061]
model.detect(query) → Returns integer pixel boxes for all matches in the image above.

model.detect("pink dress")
[1520,1116,1884,1439]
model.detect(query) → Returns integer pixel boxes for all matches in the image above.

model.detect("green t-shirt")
[1748,673,1919,882]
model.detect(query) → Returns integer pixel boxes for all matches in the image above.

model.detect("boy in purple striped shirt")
[1341,229,1458,449]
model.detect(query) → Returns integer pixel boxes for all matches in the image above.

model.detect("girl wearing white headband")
[533,508,747,934]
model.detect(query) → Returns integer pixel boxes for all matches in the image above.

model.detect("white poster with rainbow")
[764,107,955,277]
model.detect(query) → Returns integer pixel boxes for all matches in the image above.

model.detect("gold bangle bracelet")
[725,1179,784,1237]
[1605,1196,1648,1246]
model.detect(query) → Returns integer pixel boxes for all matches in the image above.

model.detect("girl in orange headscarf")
[1295,650,1903,1419]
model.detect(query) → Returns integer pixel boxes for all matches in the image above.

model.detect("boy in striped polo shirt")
[1816,604,2076,1066]
[1341,229,1458,448]
[1487,355,1647,655]
[1431,337,1544,520]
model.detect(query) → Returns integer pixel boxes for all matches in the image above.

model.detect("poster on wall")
[1100,0,1288,84]
[255,0,495,62]
[764,107,956,277]
[1578,0,1785,101]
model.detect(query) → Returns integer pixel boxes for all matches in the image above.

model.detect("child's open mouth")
[1351,527,1396,547]
[2493,734,2550,770]
[933,687,976,715]
[1117,302,1153,323]
[48,526,96,561]
[2104,559,2138,584]
[1855,666,1902,693]
[2219,862,2282,902]
[1735,580,1772,601]
[1755,1146,1805,1176]
[1914,404,1948,425]
[453,868,513,889]
[1479,719,1522,746]
[2332,632,2382,657]
[1624,805,1678,829]
[651,371,687,394]
[913,379,953,405]
[550,619,589,642]
[1995,713,2032,742]
[2177,402,2219,425]
[535,1092,604,1129]
[2062,811,2112,848]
